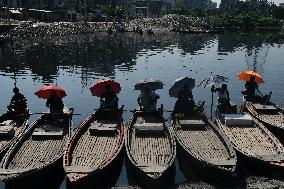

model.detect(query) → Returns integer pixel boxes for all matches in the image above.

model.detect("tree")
[272,6,284,19]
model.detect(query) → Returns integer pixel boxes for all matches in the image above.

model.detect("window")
[57,0,64,6]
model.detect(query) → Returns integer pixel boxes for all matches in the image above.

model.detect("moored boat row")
[0,71,284,188]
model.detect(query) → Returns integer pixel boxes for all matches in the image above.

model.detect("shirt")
[216,88,229,99]
[46,97,64,111]
[245,81,258,94]
[139,91,159,110]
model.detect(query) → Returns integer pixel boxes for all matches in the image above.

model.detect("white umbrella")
[134,78,163,91]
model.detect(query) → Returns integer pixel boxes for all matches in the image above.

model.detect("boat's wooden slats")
[129,115,173,168]
[8,134,68,170]
[70,121,120,169]
[219,123,280,156]
[175,125,231,160]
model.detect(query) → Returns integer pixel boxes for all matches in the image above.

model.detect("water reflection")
[0,31,284,188]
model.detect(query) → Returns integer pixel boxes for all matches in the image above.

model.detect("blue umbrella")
[169,77,195,98]
[134,78,164,91]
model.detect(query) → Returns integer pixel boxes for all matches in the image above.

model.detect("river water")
[0,31,284,188]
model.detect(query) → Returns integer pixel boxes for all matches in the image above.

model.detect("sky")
[212,0,283,6]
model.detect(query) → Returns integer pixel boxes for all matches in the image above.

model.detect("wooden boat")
[172,115,236,178]
[0,108,73,182]
[63,108,125,183]
[0,110,29,158]
[243,101,284,137]
[215,111,284,170]
[125,110,176,185]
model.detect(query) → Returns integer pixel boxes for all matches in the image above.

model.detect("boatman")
[3,87,29,124]
[137,86,160,111]
[173,92,195,118]
[100,85,119,109]
[242,76,260,102]
[7,87,28,114]
[211,84,231,113]
[46,91,64,113]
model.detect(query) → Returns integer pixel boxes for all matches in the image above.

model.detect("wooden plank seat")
[207,159,236,166]
[137,165,167,173]
[0,126,15,137]
[178,119,206,129]
[0,120,16,137]
[134,123,164,133]
[253,104,277,110]
[253,104,279,115]
[64,165,98,173]
[89,121,118,135]
[224,114,253,126]
[32,124,64,137]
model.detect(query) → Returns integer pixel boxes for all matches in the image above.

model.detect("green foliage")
[167,6,189,15]
[193,101,205,116]
[234,0,274,15]
[213,13,281,28]
[104,6,125,19]
[272,7,284,19]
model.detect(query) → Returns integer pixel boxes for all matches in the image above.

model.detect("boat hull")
[63,109,125,184]
[125,110,176,188]
[125,157,175,188]
[176,141,235,182]
[0,110,73,182]
[4,157,65,188]
[66,148,125,188]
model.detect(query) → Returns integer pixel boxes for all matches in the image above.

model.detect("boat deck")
[127,113,175,177]
[175,120,231,161]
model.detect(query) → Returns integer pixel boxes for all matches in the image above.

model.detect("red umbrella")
[34,85,67,99]
[90,79,121,97]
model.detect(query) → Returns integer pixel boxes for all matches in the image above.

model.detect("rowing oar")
[33,112,82,115]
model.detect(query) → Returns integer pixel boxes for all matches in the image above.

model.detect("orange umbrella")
[238,70,264,84]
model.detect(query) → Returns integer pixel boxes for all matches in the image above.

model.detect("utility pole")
[84,0,87,21]
[6,0,11,26]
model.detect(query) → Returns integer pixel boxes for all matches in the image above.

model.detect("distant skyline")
[212,0,283,7]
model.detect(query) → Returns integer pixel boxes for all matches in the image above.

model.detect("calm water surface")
[0,31,284,188]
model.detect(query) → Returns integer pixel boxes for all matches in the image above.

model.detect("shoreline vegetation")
[0,13,283,40]
[0,0,284,39]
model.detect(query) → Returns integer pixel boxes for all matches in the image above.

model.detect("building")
[174,0,217,10]
[219,0,239,11]
[280,3,284,8]
[127,0,171,19]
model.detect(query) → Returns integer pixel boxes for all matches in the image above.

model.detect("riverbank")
[113,176,284,189]
[0,14,283,40]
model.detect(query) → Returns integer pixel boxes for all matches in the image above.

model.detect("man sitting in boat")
[7,87,28,114]
[46,91,64,113]
[211,84,231,113]
[2,87,29,124]
[100,85,119,109]
[137,86,160,111]
[173,91,195,118]
[242,76,262,102]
